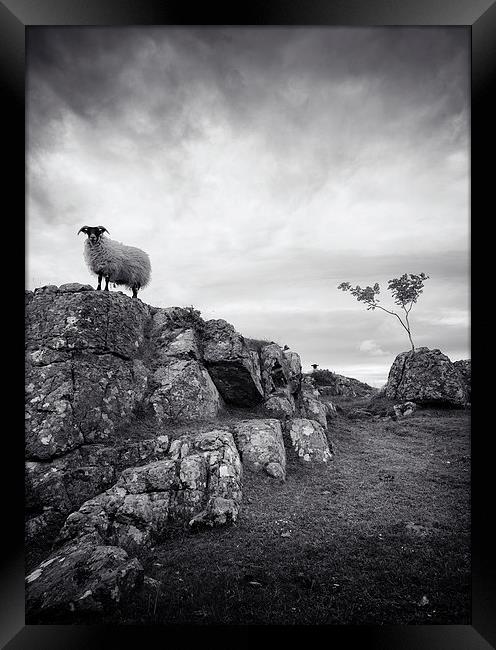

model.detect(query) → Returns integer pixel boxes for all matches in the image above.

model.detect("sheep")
[78,225,151,298]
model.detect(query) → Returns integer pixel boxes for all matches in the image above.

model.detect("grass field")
[113,402,471,625]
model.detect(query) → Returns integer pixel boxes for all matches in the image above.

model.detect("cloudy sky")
[26,27,470,386]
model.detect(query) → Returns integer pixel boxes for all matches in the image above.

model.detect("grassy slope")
[115,404,470,625]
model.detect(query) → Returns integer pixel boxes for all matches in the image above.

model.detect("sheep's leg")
[104,275,110,291]
[132,286,138,299]
[97,273,102,290]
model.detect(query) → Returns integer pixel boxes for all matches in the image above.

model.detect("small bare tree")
[338,273,429,351]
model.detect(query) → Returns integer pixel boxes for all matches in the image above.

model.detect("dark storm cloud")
[27,27,469,151]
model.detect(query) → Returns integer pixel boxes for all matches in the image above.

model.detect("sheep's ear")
[77,227,88,235]
[98,226,110,234]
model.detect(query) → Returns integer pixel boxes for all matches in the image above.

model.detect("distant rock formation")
[385,347,469,408]
[310,369,376,399]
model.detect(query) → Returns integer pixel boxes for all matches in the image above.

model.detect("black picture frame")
[3,0,494,647]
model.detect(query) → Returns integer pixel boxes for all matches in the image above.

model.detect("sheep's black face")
[78,226,109,244]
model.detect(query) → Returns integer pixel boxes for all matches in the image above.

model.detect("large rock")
[26,535,144,621]
[149,359,223,422]
[202,319,264,405]
[454,360,471,402]
[385,348,468,407]
[287,419,334,463]
[168,430,243,527]
[56,429,242,555]
[25,288,150,460]
[26,285,150,361]
[232,419,286,480]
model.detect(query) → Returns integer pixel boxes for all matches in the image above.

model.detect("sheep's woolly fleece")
[84,236,151,290]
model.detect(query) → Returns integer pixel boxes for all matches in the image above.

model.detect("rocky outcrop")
[25,286,312,551]
[454,360,471,402]
[232,419,286,480]
[287,419,334,464]
[25,287,150,460]
[25,429,239,622]
[25,284,335,621]
[55,429,242,555]
[202,319,264,405]
[385,348,468,407]
[26,427,243,620]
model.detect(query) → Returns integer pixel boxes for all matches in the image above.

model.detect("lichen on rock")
[232,419,286,481]
[385,348,469,407]
[287,418,333,464]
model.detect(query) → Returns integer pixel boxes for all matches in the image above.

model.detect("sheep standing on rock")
[78,226,151,298]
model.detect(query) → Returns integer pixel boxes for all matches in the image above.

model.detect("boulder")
[385,348,468,407]
[232,419,286,480]
[287,419,333,463]
[167,429,243,526]
[26,535,144,621]
[202,320,264,405]
[149,359,223,422]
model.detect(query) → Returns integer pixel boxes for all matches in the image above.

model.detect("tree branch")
[373,304,410,334]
